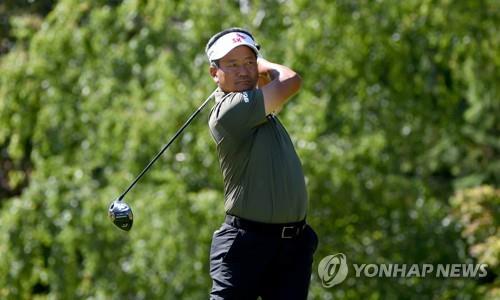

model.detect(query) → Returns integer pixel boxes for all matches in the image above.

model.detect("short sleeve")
[212,89,266,138]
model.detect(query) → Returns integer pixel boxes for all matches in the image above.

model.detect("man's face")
[210,45,258,92]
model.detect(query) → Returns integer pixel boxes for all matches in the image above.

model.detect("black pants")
[209,218,319,299]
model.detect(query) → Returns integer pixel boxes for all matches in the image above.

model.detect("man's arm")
[257,58,302,115]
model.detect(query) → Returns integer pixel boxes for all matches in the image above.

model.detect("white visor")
[206,31,259,61]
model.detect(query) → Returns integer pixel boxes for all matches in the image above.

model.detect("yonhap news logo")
[318,253,489,288]
[318,253,349,287]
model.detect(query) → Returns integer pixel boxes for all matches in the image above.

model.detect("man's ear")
[209,66,219,83]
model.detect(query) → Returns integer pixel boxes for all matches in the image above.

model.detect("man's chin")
[234,82,256,92]
[219,83,256,93]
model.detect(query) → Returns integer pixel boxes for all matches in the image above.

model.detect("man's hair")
[205,27,261,66]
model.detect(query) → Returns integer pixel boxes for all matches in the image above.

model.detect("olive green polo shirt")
[208,88,308,223]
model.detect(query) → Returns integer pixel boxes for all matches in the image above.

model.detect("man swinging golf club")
[206,27,318,299]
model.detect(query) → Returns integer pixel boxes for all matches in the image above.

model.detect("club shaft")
[118,89,217,201]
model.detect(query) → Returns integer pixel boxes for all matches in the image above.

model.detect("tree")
[0,0,498,298]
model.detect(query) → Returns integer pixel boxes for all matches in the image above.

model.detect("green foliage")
[451,186,500,270]
[450,186,500,299]
[0,0,55,54]
[0,0,498,299]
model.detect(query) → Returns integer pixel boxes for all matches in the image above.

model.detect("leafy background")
[0,0,498,299]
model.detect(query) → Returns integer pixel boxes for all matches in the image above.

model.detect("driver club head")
[108,199,133,231]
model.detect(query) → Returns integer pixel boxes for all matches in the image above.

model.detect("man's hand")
[257,73,271,88]
[257,58,272,88]
[257,57,302,115]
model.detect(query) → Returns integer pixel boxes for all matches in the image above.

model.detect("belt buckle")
[281,226,296,239]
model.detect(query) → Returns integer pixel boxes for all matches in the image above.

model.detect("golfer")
[206,28,318,299]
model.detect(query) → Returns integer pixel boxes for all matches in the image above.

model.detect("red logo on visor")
[232,33,247,44]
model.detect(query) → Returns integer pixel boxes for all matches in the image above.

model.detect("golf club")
[108,89,218,231]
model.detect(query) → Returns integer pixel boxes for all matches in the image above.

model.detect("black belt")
[225,215,306,239]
